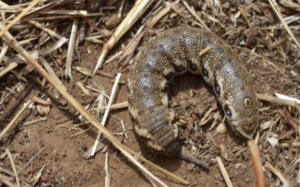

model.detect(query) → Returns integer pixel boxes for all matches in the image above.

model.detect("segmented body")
[127,27,259,157]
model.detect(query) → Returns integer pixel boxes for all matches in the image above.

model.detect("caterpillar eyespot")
[244,97,252,108]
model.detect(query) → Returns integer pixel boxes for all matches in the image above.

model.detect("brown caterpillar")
[127,27,259,158]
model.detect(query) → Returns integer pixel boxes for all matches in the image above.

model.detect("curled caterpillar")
[127,27,259,157]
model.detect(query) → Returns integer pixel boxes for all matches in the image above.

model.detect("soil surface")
[1,1,300,187]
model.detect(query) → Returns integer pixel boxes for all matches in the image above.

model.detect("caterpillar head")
[222,89,259,139]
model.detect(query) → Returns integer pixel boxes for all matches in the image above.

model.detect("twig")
[111,115,128,139]
[0,0,41,38]
[0,62,18,78]
[6,148,21,187]
[105,152,111,187]
[65,18,79,83]
[70,128,90,138]
[216,156,233,187]
[5,83,34,118]
[145,6,171,28]
[256,93,300,114]
[18,149,43,175]
[247,140,266,187]
[94,0,153,72]
[0,174,16,187]
[89,101,128,111]
[265,162,286,185]
[29,20,64,40]
[279,109,300,135]
[182,0,211,32]
[39,56,67,90]
[32,96,52,105]
[0,100,32,142]
[91,73,122,156]
[23,117,47,126]
[268,0,300,49]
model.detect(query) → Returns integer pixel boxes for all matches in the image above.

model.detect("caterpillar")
[127,27,259,158]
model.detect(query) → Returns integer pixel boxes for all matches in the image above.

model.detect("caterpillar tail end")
[177,147,209,169]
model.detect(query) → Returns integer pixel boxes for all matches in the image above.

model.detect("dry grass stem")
[76,82,90,95]
[265,162,286,185]
[238,7,251,27]
[118,26,145,68]
[84,139,110,160]
[247,140,266,187]
[86,86,110,98]
[145,6,171,28]
[18,149,43,175]
[0,0,40,38]
[256,93,300,113]
[0,43,8,64]
[91,73,122,156]
[94,0,153,72]
[6,148,21,187]
[31,164,45,185]
[105,152,111,187]
[0,62,18,77]
[279,109,300,135]
[111,115,128,139]
[29,20,64,39]
[89,101,128,111]
[0,100,32,142]
[76,66,95,77]
[0,173,16,187]
[199,46,211,57]
[182,0,211,31]
[65,18,79,83]
[40,37,69,56]
[216,156,233,187]
[268,0,300,49]
[70,128,90,138]
[199,108,213,126]
[39,56,66,90]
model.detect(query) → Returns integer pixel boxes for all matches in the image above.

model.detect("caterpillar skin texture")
[127,27,259,157]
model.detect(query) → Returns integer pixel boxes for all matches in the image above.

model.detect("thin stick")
[0,0,41,38]
[18,149,43,174]
[5,82,34,118]
[91,73,122,156]
[256,93,300,114]
[268,0,300,49]
[89,101,128,111]
[182,0,211,32]
[105,152,111,187]
[29,20,63,40]
[39,56,66,90]
[23,117,47,126]
[216,156,233,187]
[0,174,16,187]
[0,100,32,142]
[265,162,286,185]
[65,18,78,83]
[0,23,182,187]
[247,140,266,187]
[94,0,153,72]
[0,63,18,78]
[6,148,21,187]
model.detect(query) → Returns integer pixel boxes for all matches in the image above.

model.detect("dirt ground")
[1,0,300,187]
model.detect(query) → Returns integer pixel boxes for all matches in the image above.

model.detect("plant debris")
[1,0,300,186]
